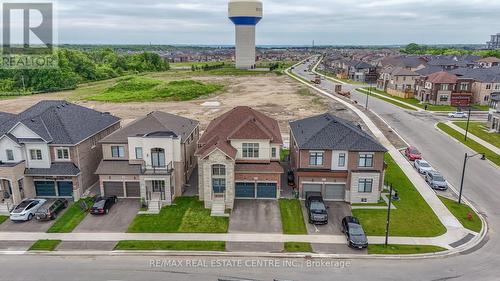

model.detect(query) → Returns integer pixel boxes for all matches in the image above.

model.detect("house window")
[135,147,143,159]
[29,149,42,160]
[495,84,500,90]
[212,164,226,176]
[242,143,259,158]
[338,153,346,167]
[358,178,373,193]
[271,147,277,158]
[309,151,324,166]
[56,148,70,160]
[6,149,14,161]
[486,84,492,90]
[358,153,373,167]
[441,84,449,91]
[460,83,468,91]
[111,146,125,158]
[440,95,449,102]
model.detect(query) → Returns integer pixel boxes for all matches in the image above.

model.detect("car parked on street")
[90,196,117,215]
[35,199,68,221]
[305,192,328,225]
[448,112,468,118]
[405,146,422,161]
[414,159,433,174]
[9,199,47,222]
[425,171,448,190]
[341,216,368,249]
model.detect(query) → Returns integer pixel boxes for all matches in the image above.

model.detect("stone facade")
[349,172,383,203]
[198,149,235,209]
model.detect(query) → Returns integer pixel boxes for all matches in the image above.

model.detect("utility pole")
[464,107,472,142]
[385,184,393,246]
[458,153,468,204]
[365,84,371,110]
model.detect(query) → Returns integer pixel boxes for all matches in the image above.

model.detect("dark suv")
[35,199,68,221]
[305,192,328,225]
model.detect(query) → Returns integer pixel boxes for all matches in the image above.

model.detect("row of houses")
[0,102,387,216]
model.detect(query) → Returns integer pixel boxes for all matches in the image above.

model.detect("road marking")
[313,225,320,233]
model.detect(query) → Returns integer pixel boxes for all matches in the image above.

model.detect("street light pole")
[458,152,486,204]
[365,84,370,110]
[464,107,472,142]
[385,183,393,246]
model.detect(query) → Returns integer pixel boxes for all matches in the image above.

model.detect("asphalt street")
[0,59,499,281]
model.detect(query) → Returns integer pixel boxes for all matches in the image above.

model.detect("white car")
[10,199,47,222]
[414,159,434,174]
[448,112,468,118]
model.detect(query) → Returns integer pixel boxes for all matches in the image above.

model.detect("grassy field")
[47,198,94,233]
[439,196,482,232]
[437,123,499,167]
[453,122,500,148]
[128,197,228,233]
[352,154,447,237]
[278,199,308,235]
[170,61,231,68]
[0,216,7,225]
[114,241,225,251]
[284,242,313,252]
[85,76,223,102]
[28,240,62,251]
[368,244,446,255]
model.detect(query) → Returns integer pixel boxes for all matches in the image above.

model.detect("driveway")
[73,199,140,233]
[227,200,283,252]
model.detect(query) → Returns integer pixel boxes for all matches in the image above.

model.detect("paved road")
[0,59,499,281]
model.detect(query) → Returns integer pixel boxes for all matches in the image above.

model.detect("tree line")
[401,43,500,58]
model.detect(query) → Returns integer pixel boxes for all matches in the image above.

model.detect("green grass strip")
[29,240,62,251]
[279,199,308,235]
[0,216,7,225]
[439,196,482,233]
[284,242,313,252]
[368,244,446,255]
[114,240,225,251]
[47,197,94,233]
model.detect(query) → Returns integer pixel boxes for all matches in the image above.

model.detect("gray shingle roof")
[0,111,15,124]
[451,68,500,83]
[25,162,81,176]
[100,111,199,144]
[95,160,141,175]
[0,101,120,145]
[290,113,387,152]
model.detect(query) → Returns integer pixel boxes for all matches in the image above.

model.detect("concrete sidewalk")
[355,88,422,111]
[446,121,500,155]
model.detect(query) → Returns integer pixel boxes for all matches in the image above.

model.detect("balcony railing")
[141,161,173,175]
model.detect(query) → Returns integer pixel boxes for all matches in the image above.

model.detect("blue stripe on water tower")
[229,16,262,25]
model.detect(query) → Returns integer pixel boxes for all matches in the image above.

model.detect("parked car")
[9,199,47,222]
[405,146,422,161]
[287,170,295,186]
[90,196,117,215]
[414,159,433,174]
[425,171,448,190]
[341,216,368,249]
[448,112,468,118]
[305,192,328,225]
[35,199,68,221]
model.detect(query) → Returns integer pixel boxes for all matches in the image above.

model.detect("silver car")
[414,159,433,174]
[425,171,448,190]
[9,199,47,222]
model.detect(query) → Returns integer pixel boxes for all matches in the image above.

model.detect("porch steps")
[144,200,161,214]
[210,200,228,217]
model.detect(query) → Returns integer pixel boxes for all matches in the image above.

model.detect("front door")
[212,178,226,199]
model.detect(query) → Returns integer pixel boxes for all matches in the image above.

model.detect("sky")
[52,0,500,45]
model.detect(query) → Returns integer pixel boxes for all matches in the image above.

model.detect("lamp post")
[458,152,486,204]
[365,83,371,110]
[464,107,472,142]
[385,183,393,246]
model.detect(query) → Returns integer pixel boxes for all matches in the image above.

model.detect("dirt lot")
[0,73,361,135]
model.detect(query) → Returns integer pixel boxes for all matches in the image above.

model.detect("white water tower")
[228,0,263,69]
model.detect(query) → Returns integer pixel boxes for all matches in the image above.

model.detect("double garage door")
[235,182,277,199]
[102,181,140,198]
[303,183,345,201]
[35,181,73,197]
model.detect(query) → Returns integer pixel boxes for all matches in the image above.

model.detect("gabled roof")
[0,111,15,124]
[390,67,419,76]
[476,57,500,63]
[290,113,387,152]
[426,71,458,84]
[381,55,428,69]
[100,111,199,144]
[415,65,444,76]
[0,101,120,145]
[196,106,282,159]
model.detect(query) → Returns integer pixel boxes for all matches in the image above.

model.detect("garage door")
[57,181,73,197]
[324,184,346,201]
[103,181,124,197]
[125,182,140,197]
[257,183,277,198]
[302,183,322,198]
[235,182,255,198]
[35,181,56,197]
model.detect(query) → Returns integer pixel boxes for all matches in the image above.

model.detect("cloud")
[54,0,500,45]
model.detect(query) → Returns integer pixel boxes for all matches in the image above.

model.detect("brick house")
[377,67,420,98]
[289,113,387,204]
[196,106,283,215]
[487,93,500,133]
[0,101,120,213]
[415,71,474,107]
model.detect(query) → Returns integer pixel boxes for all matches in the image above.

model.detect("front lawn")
[114,240,225,251]
[352,154,447,237]
[278,199,307,234]
[453,122,500,148]
[439,196,482,233]
[284,242,312,252]
[47,197,94,233]
[368,244,446,255]
[28,240,61,251]
[0,216,7,225]
[127,197,228,233]
[437,123,500,167]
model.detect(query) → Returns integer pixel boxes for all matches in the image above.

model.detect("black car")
[35,199,68,221]
[90,196,117,215]
[341,216,368,249]
[305,192,328,225]
[287,170,295,186]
